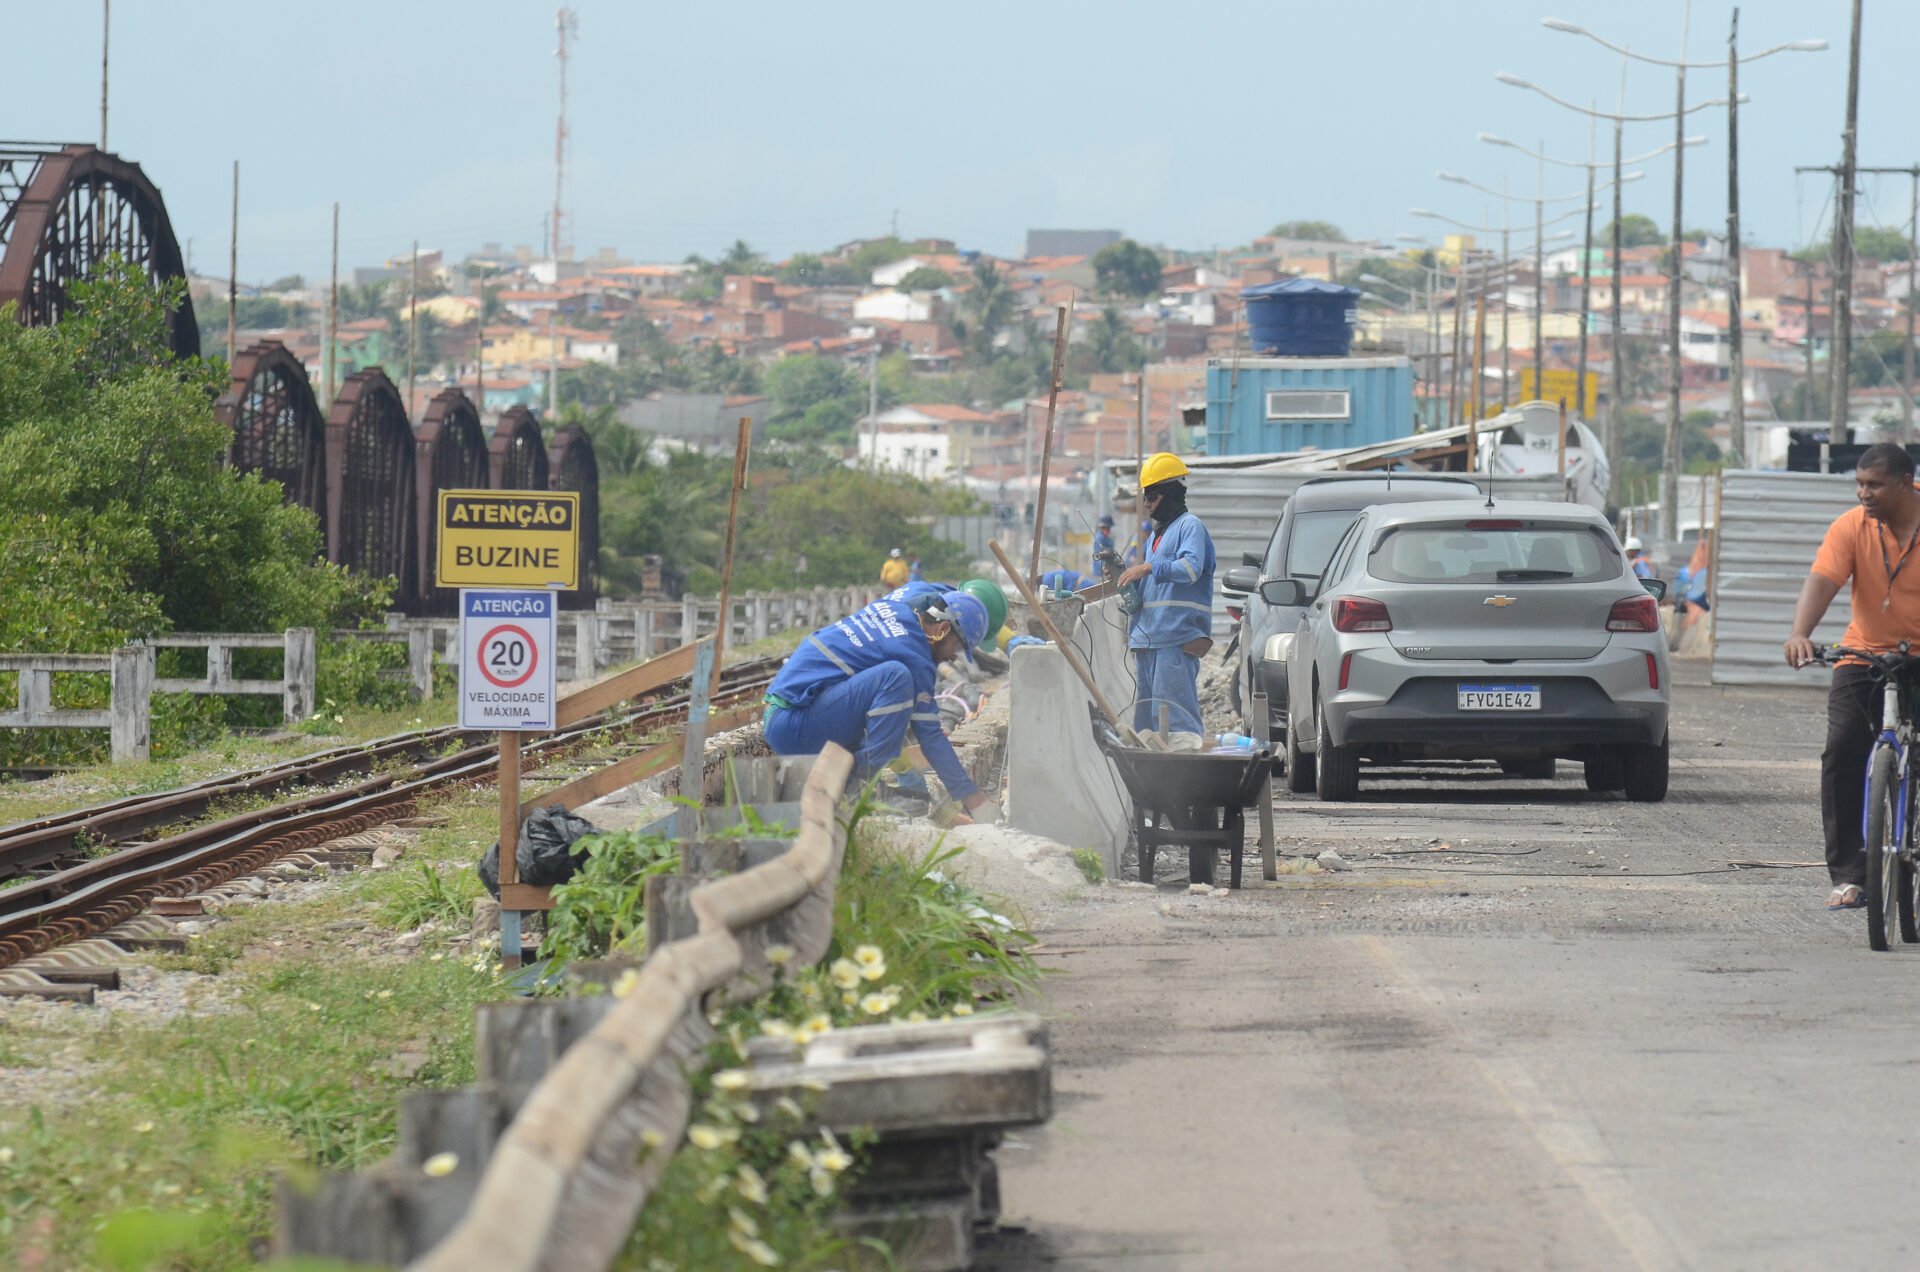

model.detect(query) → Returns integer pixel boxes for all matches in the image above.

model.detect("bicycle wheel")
[1902,766,1920,944]
[1865,745,1899,952]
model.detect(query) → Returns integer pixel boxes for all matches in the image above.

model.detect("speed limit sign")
[459,589,557,730]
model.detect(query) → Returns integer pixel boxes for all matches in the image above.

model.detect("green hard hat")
[960,578,1008,649]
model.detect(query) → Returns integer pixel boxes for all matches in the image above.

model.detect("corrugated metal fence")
[1710,469,1853,687]
[932,513,997,562]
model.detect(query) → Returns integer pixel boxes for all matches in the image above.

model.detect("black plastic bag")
[478,805,601,898]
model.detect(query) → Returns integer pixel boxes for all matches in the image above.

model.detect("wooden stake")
[497,731,522,969]
[711,416,751,695]
[1028,299,1073,586]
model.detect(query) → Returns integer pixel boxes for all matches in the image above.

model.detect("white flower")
[728,1206,759,1236]
[859,959,888,982]
[423,1152,458,1177]
[764,944,795,967]
[809,1165,835,1197]
[815,1132,853,1175]
[860,993,891,1016]
[611,968,640,999]
[828,958,861,990]
[0,1147,13,1166]
[787,1140,815,1169]
[952,1002,974,1016]
[713,1069,749,1092]
[759,1018,793,1040]
[133,1121,154,1135]
[687,1124,735,1151]
[736,1164,769,1206]
[853,944,885,968]
[775,1096,806,1122]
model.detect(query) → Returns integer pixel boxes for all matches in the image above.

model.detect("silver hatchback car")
[1278,499,1671,803]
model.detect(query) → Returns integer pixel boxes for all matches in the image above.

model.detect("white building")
[853,290,937,323]
[857,427,953,480]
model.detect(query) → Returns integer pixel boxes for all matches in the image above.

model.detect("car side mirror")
[1640,577,1669,601]
[1241,551,1263,567]
[1221,565,1260,596]
[1260,578,1308,606]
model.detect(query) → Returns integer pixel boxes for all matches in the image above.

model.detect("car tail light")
[1338,652,1354,691]
[1227,605,1244,623]
[1646,652,1660,690]
[1606,595,1659,633]
[1333,597,1392,632]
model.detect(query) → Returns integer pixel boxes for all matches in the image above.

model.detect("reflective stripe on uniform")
[866,700,913,717]
[808,635,856,676]
[1176,558,1198,582]
[1144,599,1213,612]
[911,712,943,723]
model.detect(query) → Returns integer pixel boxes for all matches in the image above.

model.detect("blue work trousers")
[763,663,914,783]
[1132,646,1202,736]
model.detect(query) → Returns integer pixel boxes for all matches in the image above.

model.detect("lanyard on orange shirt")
[1877,518,1920,612]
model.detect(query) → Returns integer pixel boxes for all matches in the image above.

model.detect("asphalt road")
[982,663,1912,1271]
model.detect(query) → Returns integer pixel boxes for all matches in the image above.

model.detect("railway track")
[0,658,777,971]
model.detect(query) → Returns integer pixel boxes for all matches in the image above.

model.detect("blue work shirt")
[767,599,977,800]
[1630,557,1655,579]
[1091,529,1116,578]
[1129,510,1216,651]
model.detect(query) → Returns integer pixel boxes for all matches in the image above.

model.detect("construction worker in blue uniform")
[1115,452,1216,742]
[763,588,994,822]
[1091,515,1117,580]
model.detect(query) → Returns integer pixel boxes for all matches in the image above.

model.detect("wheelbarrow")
[1091,709,1276,889]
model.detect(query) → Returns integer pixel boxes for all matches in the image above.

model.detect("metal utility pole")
[866,342,880,470]
[99,0,109,150]
[226,161,238,366]
[1726,9,1746,465]
[1610,114,1625,503]
[550,6,577,417]
[1663,1,1692,544]
[1578,120,1597,424]
[1831,0,1863,437]
[1500,181,1511,408]
[1534,142,1546,398]
[1910,169,1917,437]
[407,240,419,419]
[326,203,339,407]
[1805,272,1817,417]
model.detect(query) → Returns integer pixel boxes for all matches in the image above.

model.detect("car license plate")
[1457,684,1541,711]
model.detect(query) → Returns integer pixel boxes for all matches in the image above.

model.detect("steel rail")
[0,661,778,968]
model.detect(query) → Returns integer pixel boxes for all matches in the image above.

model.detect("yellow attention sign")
[437,490,581,589]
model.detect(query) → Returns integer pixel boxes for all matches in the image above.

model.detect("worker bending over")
[764,589,994,821]
[1116,452,1216,745]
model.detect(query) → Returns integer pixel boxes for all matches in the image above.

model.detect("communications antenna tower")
[549,6,577,413]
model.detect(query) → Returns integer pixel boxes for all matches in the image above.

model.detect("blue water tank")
[1242,278,1357,356]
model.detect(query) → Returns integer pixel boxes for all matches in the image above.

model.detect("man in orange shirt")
[1785,444,1920,910]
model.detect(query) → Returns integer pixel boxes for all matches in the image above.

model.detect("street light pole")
[1611,113,1625,506]
[1726,8,1746,465]
[1535,143,1546,399]
[1831,0,1864,437]
[1579,122,1597,424]
[1664,1,1692,543]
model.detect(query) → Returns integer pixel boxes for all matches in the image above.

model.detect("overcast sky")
[11,1,1914,284]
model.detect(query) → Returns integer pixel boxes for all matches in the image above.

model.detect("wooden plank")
[517,703,759,823]
[497,884,556,912]
[554,642,697,729]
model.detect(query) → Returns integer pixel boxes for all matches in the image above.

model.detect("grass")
[0,778,513,1271]
[1071,847,1105,884]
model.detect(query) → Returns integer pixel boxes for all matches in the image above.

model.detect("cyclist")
[1784,443,1920,910]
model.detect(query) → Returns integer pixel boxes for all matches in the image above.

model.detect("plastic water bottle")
[1214,733,1256,752]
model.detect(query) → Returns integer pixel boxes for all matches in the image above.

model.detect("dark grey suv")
[1222,474,1479,744]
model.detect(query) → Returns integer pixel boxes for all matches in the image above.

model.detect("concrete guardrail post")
[750,593,770,643]
[681,595,700,644]
[283,628,316,723]
[110,644,151,764]
[636,605,656,660]
[407,627,433,699]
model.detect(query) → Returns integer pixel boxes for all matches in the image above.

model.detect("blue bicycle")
[1816,644,1920,951]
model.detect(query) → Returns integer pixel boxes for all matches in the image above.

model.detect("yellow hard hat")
[1140,452,1190,490]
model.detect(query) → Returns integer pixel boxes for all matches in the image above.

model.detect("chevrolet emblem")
[1483,595,1518,608]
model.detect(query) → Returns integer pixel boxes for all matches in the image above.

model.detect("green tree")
[1268,220,1346,241]
[779,252,857,286]
[1092,239,1163,298]
[1600,215,1665,248]
[894,266,956,292]
[763,354,862,431]
[1856,225,1913,263]
[266,274,306,291]
[952,260,1016,362]
[1851,328,1913,388]
[845,237,913,283]
[383,308,446,380]
[1085,307,1145,374]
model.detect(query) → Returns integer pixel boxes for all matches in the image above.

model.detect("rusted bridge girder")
[547,423,600,607]
[216,340,329,542]
[489,405,549,489]
[0,144,197,358]
[415,388,490,614]
[325,369,419,606]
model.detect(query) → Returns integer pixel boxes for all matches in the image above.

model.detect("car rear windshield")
[1368,522,1619,584]
[1283,510,1356,578]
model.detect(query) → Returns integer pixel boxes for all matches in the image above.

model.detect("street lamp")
[1498,68,1738,529]
[1539,9,1823,510]
[1482,132,1706,421]
[1444,170,1644,404]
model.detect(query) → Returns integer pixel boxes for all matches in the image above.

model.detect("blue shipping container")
[1204,356,1415,456]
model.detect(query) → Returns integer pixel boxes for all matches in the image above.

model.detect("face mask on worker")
[1146,479,1187,529]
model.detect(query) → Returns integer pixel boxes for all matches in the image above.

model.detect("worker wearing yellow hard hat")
[1115,452,1216,745]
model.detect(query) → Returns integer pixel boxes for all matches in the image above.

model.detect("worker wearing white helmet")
[1115,452,1217,743]
[1623,535,1655,580]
